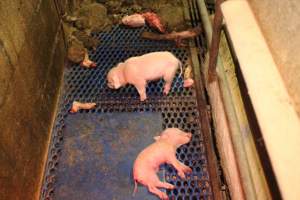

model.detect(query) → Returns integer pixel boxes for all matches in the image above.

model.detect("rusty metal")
[40,13,220,200]
[203,0,215,14]
[207,0,224,83]
[187,0,224,199]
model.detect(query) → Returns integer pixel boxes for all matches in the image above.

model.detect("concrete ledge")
[221,1,300,199]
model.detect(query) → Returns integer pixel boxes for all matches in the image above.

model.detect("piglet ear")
[153,136,161,141]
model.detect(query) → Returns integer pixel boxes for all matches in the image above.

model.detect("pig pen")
[40,1,222,200]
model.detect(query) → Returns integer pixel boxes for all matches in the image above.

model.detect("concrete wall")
[247,0,300,118]
[0,0,66,199]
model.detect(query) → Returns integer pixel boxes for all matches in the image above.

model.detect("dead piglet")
[70,101,96,113]
[133,128,192,200]
[107,51,182,101]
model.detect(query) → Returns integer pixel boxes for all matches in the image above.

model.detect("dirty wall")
[0,0,67,199]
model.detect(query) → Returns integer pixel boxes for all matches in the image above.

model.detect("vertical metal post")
[208,0,224,83]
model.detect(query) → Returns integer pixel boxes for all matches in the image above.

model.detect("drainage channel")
[41,5,221,200]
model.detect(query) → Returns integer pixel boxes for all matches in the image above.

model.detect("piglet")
[107,51,182,101]
[133,128,192,200]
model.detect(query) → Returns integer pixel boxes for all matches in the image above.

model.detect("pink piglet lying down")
[106,51,182,101]
[133,128,192,200]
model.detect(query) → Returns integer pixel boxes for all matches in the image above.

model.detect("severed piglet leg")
[80,49,96,68]
[70,101,96,113]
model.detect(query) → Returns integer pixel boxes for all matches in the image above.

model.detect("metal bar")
[197,0,272,199]
[207,0,224,83]
[196,0,246,199]
[190,46,223,200]
[183,1,223,199]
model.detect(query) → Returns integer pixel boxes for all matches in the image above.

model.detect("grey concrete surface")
[248,0,300,117]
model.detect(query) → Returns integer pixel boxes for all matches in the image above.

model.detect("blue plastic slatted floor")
[41,25,214,200]
[54,112,164,200]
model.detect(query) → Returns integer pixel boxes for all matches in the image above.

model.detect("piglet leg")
[163,81,172,95]
[156,181,175,190]
[169,157,192,179]
[80,49,96,68]
[148,185,169,200]
[163,71,176,95]
[135,81,147,101]
[70,101,96,113]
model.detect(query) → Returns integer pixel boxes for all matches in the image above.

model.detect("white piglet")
[133,128,192,200]
[107,51,182,101]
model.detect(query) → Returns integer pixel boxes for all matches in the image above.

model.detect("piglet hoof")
[183,166,193,174]
[90,62,97,68]
[160,193,169,200]
[159,182,175,190]
[140,97,147,101]
[163,86,171,95]
[69,107,78,113]
[177,171,186,179]
[80,60,96,68]
[166,183,175,190]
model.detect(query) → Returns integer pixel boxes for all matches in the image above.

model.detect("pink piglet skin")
[107,51,182,101]
[133,128,193,200]
[121,14,145,28]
